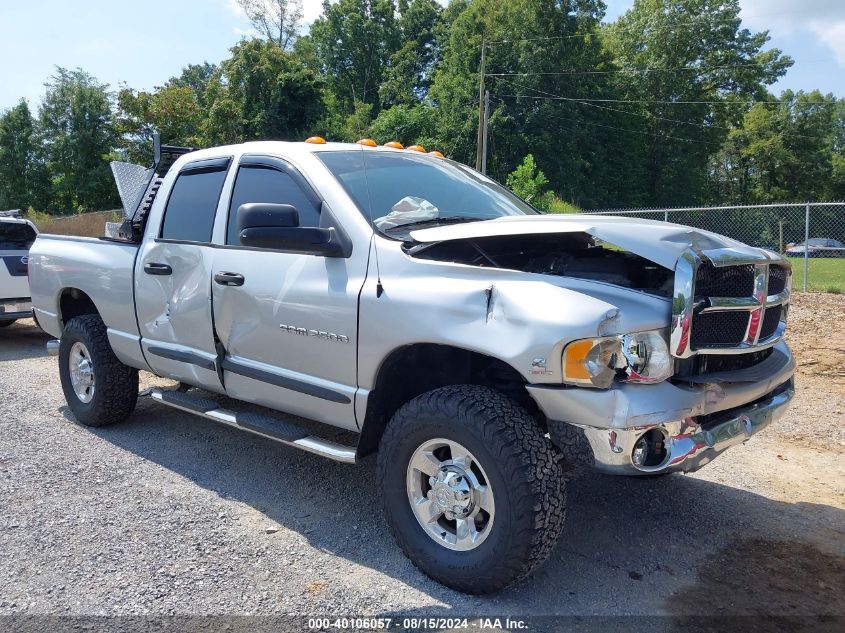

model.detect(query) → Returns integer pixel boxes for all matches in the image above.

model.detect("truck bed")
[28,234,145,368]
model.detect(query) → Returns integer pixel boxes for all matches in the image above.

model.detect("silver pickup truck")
[29,139,795,594]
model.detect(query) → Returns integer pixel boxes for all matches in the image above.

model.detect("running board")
[149,389,357,463]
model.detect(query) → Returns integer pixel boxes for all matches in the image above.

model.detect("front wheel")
[378,385,566,594]
[59,314,139,427]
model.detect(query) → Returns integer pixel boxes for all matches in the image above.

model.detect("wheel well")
[59,288,99,325]
[357,344,542,457]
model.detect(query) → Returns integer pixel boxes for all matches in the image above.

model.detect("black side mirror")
[237,203,299,232]
[237,202,348,257]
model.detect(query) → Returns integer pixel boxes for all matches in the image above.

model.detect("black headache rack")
[110,133,198,242]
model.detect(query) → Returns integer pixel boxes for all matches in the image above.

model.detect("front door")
[211,155,366,430]
[135,157,231,392]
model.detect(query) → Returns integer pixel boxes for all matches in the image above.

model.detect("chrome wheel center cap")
[430,468,474,518]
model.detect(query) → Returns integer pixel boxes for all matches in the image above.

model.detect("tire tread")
[377,384,566,594]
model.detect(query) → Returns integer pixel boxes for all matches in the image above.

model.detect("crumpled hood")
[409,214,762,270]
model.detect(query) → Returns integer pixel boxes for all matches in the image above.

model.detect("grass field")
[787,257,845,293]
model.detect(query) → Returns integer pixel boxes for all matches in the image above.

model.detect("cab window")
[160,166,228,243]
[226,165,321,245]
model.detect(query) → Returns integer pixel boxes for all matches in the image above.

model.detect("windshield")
[317,150,537,237]
[0,222,37,249]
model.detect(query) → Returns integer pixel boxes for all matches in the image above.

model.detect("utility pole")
[481,90,490,175]
[475,40,486,171]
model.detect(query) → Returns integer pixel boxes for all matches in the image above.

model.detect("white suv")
[0,214,38,327]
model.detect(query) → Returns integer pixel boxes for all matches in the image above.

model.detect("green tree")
[709,90,842,204]
[236,0,304,50]
[428,0,621,207]
[0,100,48,210]
[116,85,206,163]
[506,154,553,210]
[39,68,118,212]
[310,0,400,114]
[367,103,439,148]
[205,39,323,144]
[165,62,218,109]
[605,0,792,205]
[379,0,443,106]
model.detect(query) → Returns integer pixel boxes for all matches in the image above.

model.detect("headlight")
[620,330,673,383]
[562,329,672,388]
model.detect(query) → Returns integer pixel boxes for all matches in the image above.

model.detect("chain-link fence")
[582,202,845,293]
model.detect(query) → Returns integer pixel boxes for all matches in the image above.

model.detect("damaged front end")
[407,232,675,298]
[404,221,796,475]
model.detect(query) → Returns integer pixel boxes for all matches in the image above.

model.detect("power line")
[492,94,839,106]
[489,94,722,147]
[484,60,807,77]
[495,79,731,131]
[485,8,818,46]
[491,75,839,141]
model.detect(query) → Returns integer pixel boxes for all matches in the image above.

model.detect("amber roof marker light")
[305,136,326,144]
[356,138,377,147]
[406,144,426,152]
[428,150,445,158]
[383,141,404,149]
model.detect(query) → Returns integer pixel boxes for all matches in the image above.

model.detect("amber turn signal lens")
[305,136,326,144]
[383,141,404,149]
[356,138,377,146]
[406,144,426,152]
[563,339,595,381]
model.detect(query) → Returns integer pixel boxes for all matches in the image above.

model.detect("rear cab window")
[160,158,230,243]
[0,222,37,250]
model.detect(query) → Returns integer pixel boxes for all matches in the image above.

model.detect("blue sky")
[1,0,844,111]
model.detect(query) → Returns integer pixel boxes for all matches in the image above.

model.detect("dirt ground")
[0,294,843,631]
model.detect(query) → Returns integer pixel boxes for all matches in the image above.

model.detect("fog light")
[631,429,668,468]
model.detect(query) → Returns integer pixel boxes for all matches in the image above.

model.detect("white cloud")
[740,0,845,65]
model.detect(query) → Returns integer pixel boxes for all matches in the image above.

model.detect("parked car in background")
[0,211,38,327]
[785,238,845,257]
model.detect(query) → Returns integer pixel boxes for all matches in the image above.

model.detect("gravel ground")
[1,297,843,630]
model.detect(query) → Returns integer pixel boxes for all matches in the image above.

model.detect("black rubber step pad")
[159,390,219,413]
[235,411,308,442]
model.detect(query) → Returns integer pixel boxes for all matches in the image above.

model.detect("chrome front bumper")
[528,340,796,475]
[579,381,793,475]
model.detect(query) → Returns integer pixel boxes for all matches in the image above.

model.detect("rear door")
[134,157,231,392]
[210,155,366,430]
[0,220,36,303]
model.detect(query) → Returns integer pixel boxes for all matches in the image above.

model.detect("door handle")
[214,271,245,287]
[144,262,172,276]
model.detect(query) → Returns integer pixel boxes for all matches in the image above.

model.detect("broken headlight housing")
[562,329,673,388]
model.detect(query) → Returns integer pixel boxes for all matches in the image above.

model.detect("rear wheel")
[378,385,565,594]
[59,314,138,427]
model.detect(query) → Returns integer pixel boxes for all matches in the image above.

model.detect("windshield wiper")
[383,216,485,234]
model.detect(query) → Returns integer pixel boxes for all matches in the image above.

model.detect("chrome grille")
[691,312,749,348]
[694,262,755,298]
[768,266,789,295]
[759,305,782,341]
[671,248,791,358]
